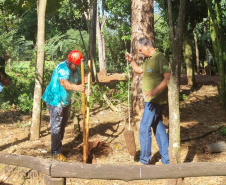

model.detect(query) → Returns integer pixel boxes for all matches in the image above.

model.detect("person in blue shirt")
[42,50,88,161]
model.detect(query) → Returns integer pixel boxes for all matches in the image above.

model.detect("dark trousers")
[47,104,70,155]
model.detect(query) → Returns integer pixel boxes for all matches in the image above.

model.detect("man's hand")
[125,52,143,74]
[60,79,86,92]
[143,90,155,100]
[125,52,133,62]
[75,84,86,92]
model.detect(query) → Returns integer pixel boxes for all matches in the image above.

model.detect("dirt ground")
[0,73,226,185]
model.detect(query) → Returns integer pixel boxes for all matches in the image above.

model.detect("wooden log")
[205,141,226,153]
[1,153,226,181]
[181,124,225,142]
[43,174,65,185]
[50,162,226,181]
[0,153,51,175]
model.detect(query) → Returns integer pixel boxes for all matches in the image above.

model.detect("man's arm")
[59,79,85,92]
[125,52,143,74]
[143,73,171,99]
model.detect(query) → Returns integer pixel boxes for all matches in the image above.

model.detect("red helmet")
[68,50,83,65]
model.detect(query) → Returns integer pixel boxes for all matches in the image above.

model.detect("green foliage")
[105,0,131,31]
[1,60,131,113]
[0,101,11,110]
[182,94,188,100]
[154,14,171,55]
[45,29,89,61]
[0,60,58,113]
[104,29,128,73]
[18,93,33,112]
[1,65,35,112]
[70,79,131,114]
[219,127,226,136]
[111,81,129,102]
[15,120,31,128]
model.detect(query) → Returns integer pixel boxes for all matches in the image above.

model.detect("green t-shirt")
[140,51,171,104]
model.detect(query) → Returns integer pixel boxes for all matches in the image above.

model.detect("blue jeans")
[139,102,170,164]
[47,104,70,155]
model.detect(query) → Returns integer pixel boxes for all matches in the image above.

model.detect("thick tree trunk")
[96,0,106,75]
[167,0,187,165]
[30,0,47,140]
[193,30,200,74]
[131,0,154,117]
[184,35,195,86]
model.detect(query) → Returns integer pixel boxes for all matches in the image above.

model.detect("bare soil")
[0,74,226,185]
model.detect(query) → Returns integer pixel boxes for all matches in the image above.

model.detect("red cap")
[67,50,83,65]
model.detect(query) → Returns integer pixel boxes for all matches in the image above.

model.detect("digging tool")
[85,60,91,162]
[81,59,88,163]
[124,57,136,156]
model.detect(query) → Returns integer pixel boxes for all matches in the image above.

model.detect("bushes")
[1,61,130,113]
[0,61,57,112]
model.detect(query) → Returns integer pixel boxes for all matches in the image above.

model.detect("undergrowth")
[1,61,130,114]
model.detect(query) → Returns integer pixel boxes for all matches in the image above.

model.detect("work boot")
[53,153,67,162]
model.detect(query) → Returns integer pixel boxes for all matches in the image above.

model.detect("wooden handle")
[81,60,88,163]
[85,60,91,162]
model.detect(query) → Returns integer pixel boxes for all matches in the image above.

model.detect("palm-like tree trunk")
[205,0,226,108]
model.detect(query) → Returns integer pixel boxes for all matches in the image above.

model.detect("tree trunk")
[89,1,97,82]
[184,35,195,87]
[193,30,200,74]
[167,0,187,165]
[205,0,226,108]
[131,0,154,117]
[30,0,47,140]
[96,0,106,75]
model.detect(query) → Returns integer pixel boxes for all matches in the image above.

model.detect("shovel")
[124,58,136,156]
[81,59,92,163]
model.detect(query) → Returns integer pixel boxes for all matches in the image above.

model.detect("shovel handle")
[81,59,88,162]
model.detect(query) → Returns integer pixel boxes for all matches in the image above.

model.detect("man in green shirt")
[125,36,171,165]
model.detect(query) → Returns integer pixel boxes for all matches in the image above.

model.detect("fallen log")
[205,141,226,153]
[1,153,226,181]
[0,153,51,175]
[181,124,225,142]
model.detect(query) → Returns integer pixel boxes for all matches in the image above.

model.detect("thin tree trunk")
[167,0,187,166]
[89,1,97,82]
[96,0,106,75]
[193,30,200,74]
[131,0,154,117]
[184,35,195,86]
[30,0,47,140]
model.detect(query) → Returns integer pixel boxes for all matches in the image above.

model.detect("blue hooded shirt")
[42,61,81,107]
